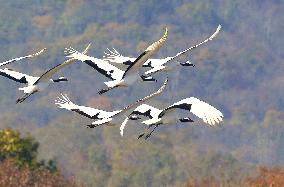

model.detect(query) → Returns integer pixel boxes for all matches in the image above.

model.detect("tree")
[0,159,82,187]
[0,128,56,171]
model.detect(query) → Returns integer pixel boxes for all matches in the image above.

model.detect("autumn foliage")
[182,167,284,187]
[0,129,81,187]
[246,167,284,187]
[0,159,81,187]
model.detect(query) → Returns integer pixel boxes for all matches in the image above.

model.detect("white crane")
[0,48,46,67]
[55,78,168,128]
[0,44,90,103]
[103,25,221,78]
[120,97,223,139]
[64,28,168,94]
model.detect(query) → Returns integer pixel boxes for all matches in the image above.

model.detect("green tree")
[0,128,56,171]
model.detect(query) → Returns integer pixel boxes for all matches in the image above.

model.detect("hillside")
[0,0,283,186]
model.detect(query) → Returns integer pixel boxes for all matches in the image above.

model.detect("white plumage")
[0,48,46,67]
[55,78,168,128]
[104,25,221,77]
[64,28,168,94]
[0,44,90,103]
[120,97,223,139]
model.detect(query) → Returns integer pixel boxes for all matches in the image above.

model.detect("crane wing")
[103,48,135,66]
[55,93,114,120]
[35,44,91,84]
[163,25,221,66]
[0,68,39,84]
[0,48,46,67]
[93,78,168,128]
[102,48,162,68]
[121,78,168,114]
[64,46,124,81]
[160,97,223,126]
[119,104,162,136]
[122,27,168,78]
[144,65,166,75]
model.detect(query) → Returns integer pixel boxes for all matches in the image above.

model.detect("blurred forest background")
[0,0,283,186]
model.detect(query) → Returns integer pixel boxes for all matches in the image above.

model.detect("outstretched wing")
[167,25,221,63]
[159,97,223,126]
[144,65,166,75]
[120,117,129,136]
[116,78,167,133]
[122,27,168,78]
[144,25,221,76]
[0,68,39,84]
[35,44,91,84]
[119,104,162,136]
[103,48,135,66]
[0,48,46,67]
[103,48,163,68]
[65,47,124,81]
[55,93,113,119]
[121,78,168,114]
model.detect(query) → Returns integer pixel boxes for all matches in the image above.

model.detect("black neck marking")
[179,117,194,122]
[131,109,153,119]
[123,60,133,66]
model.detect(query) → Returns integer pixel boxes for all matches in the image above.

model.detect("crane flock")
[0,25,223,139]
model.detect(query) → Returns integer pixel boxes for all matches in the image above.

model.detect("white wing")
[103,25,221,77]
[120,117,129,136]
[165,25,221,64]
[94,78,168,128]
[144,25,221,76]
[65,47,124,81]
[0,48,46,67]
[119,104,162,136]
[121,78,168,114]
[0,68,39,85]
[122,27,168,78]
[144,65,166,75]
[35,44,91,84]
[103,48,165,69]
[55,93,117,119]
[161,97,223,126]
[103,48,136,65]
[118,79,167,134]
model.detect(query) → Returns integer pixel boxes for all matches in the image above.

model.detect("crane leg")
[137,124,155,139]
[144,124,159,140]
[98,85,119,95]
[16,92,35,104]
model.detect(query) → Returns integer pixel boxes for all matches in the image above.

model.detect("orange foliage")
[181,167,284,187]
[246,167,284,187]
[182,177,241,187]
[0,159,82,187]
[32,15,54,29]
[183,177,219,187]
[87,96,111,110]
